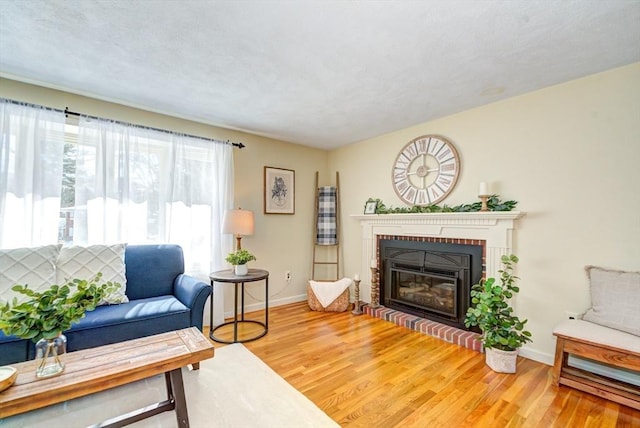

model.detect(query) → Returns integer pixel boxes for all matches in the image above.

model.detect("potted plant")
[464,254,532,373]
[225,249,256,276]
[0,273,117,378]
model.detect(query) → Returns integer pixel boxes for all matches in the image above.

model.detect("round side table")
[209,268,269,344]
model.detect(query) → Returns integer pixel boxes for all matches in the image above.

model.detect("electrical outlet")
[285,271,291,282]
[565,311,579,320]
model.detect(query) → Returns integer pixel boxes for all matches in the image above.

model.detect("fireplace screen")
[390,269,457,318]
[379,239,482,329]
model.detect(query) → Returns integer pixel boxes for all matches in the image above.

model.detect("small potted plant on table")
[225,249,256,276]
[0,273,116,378]
[464,254,533,373]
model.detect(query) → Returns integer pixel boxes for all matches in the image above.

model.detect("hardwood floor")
[209,302,640,427]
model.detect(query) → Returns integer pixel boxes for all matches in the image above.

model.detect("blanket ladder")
[312,171,340,281]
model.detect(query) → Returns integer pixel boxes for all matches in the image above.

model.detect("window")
[59,122,78,243]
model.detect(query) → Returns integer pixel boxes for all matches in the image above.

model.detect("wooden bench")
[552,319,640,410]
[1,327,214,426]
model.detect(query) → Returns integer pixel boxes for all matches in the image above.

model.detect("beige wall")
[3,62,639,363]
[330,62,640,363]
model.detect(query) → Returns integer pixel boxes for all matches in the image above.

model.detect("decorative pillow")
[0,244,61,303]
[582,265,640,336]
[56,244,128,305]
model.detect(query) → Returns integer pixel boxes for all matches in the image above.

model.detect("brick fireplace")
[352,211,524,350]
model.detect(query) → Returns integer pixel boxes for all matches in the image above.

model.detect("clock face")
[392,135,461,206]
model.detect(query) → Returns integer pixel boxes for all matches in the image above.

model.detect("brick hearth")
[363,304,484,353]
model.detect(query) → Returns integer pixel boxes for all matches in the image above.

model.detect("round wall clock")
[392,135,461,206]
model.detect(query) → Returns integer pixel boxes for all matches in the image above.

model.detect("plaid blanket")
[317,186,337,245]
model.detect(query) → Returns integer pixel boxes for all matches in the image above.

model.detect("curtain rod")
[63,108,245,149]
[0,98,245,148]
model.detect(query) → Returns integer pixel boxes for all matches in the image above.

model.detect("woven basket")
[485,347,518,373]
[307,283,349,312]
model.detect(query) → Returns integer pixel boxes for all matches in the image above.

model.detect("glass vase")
[35,333,67,378]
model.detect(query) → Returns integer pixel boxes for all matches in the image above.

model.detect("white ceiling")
[1,1,639,149]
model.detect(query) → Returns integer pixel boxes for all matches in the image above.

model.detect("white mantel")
[351,211,525,303]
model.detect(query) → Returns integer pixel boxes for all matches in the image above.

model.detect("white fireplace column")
[352,212,525,304]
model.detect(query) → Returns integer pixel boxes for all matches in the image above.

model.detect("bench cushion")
[554,319,640,354]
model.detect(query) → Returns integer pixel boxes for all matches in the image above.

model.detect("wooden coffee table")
[0,327,214,427]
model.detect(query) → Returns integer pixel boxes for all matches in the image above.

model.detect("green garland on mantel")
[366,195,518,214]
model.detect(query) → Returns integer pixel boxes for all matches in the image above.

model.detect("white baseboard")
[519,347,554,366]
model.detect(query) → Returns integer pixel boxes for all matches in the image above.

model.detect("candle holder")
[352,279,363,315]
[369,266,381,308]
[479,194,489,212]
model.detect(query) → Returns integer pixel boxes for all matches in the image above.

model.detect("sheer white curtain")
[0,100,65,248]
[75,117,234,325]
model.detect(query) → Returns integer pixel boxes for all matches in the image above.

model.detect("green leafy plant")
[464,254,533,351]
[365,195,517,214]
[225,249,256,265]
[0,273,118,342]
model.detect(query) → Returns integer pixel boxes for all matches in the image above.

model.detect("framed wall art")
[364,200,378,214]
[264,166,295,214]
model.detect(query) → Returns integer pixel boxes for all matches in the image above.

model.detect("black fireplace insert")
[379,239,483,329]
